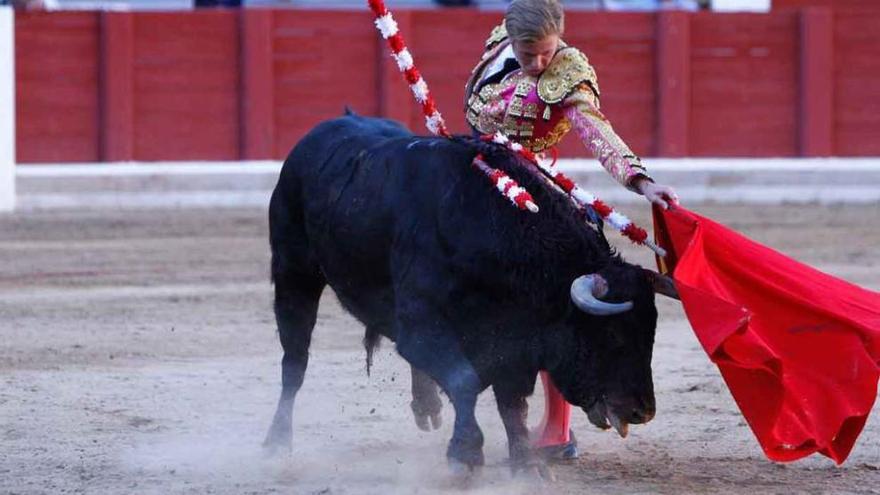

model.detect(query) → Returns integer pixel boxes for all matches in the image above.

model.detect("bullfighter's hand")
[636,178,679,210]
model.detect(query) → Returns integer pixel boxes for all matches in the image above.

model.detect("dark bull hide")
[263,112,659,473]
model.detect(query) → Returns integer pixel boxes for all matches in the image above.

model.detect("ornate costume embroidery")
[522,119,572,153]
[485,23,508,49]
[537,48,599,104]
[464,27,647,187]
[563,100,649,190]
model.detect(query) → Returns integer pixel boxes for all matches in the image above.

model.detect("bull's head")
[548,262,673,438]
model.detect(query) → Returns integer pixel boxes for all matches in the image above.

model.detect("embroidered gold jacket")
[464,24,650,190]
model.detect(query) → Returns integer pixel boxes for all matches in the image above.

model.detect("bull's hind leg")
[263,270,325,452]
[493,377,555,480]
[410,365,443,431]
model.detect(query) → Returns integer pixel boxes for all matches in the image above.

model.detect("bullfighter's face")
[511,33,560,78]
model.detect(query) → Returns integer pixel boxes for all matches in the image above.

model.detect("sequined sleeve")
[563,85,651,192]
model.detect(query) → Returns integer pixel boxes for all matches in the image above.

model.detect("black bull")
[263,113,659,471]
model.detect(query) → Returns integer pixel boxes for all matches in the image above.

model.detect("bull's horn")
[642,269,680,300]
[570,275,634,316]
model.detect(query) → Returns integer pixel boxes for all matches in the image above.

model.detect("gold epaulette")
[485,23,508,49]
[537,47,600,105]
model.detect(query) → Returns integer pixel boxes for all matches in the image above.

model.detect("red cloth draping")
[653,205,880,464]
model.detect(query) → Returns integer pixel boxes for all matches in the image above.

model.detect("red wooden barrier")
[270,10,380,159]
[798,7,833,156]
[132,12,241,161]
[100,12,134,161]
[690,11,800,157]
[12,7,880,162]
[16,12,100,163]
[557,12,658,158]
[656,11,690,156]
[240,9,273,160]
[833,8,880,156]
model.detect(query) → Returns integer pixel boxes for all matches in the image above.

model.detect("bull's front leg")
[411,365,443,431]
[493,376,554,480]
[445,386,483,471]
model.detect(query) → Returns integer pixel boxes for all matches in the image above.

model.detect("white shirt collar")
[480,45,517,84]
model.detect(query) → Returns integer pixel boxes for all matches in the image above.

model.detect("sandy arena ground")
[1,204,878,495]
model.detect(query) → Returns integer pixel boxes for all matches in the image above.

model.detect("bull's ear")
[642,269,680,300]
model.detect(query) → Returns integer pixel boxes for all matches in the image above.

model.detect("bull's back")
[270,115,430,311]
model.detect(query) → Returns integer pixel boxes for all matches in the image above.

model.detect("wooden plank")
[271,10,379,158]
[16,12,100,163]
[240,9,274,160]
[689,12,799,156]
[798,7,833,156]
[656,11,691,157]
[833,8,880,155]
[131,11,240,160]
[100,12,134,161]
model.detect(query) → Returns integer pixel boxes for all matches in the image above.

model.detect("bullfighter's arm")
[562,85,652,193]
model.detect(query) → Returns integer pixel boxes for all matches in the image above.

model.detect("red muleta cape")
[653,206,880,464]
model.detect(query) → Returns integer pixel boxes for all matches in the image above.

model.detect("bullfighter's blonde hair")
[505,0,565,44]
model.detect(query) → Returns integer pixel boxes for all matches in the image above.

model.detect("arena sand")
[0,205,878,494]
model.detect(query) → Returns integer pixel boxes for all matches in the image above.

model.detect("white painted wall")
[0,6,14,213]
[712,0,771,12]
[14,159,880,210]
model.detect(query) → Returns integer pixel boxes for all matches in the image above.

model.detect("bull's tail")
[363,327,382,376]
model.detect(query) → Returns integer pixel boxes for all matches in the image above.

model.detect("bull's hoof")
[446,442,484,470]
[448,458,482,487]
[511,458,556,482]
[446,439,484,484]
[262,426,292,456]
[262,441,292,458]
[413,411,443,431]
[411,399,443,432]
[535,430,579,462]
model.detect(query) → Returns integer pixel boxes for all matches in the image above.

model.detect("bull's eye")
[608,327,627,349]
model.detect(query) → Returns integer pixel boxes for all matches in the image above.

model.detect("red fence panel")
[100,12,134,161]
[11,8,880,163]
[833,8,880,156]
[131,11,240,161]
[689,12,800,157]
[15,12,100,163]
[798,7,833,156]
[240,9,273,160]
[561,12,657,158]
[656,11,692,157]
[271,10,380,159]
